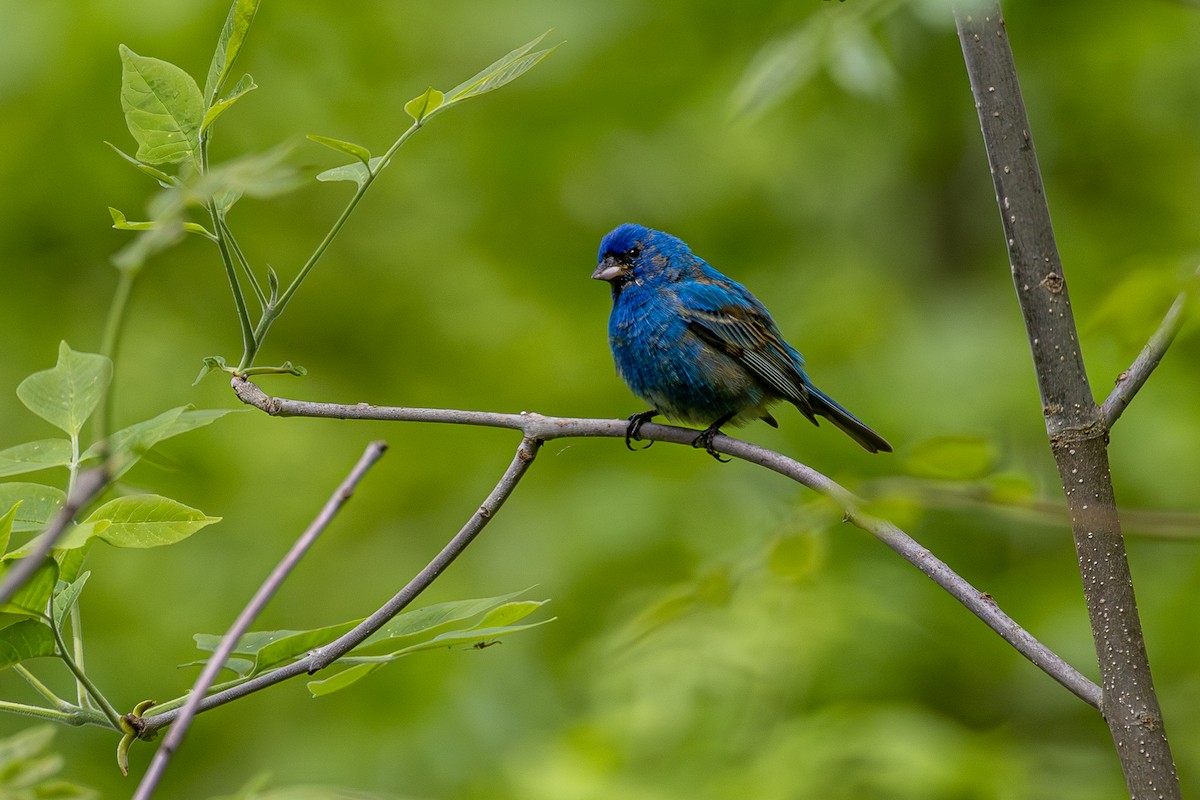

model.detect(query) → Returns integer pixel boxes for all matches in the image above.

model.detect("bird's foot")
[691,426,730,462]
[625,411,658,451]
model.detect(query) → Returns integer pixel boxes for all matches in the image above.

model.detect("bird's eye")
[627,247,642,260]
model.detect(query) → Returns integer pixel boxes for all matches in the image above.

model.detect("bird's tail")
[803,386,893,454]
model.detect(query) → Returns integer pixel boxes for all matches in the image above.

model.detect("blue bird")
[593,223,892,459]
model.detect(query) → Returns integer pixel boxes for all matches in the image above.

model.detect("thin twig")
[231,377,1100,708]
[1101,271,1195,428]
[132,441,388,800]
[136,435,540,737]
[0,466,108,607]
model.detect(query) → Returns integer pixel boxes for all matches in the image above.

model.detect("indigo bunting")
[593,223,892,459]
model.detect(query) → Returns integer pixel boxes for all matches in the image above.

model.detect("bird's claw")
[625,411,658,451]
[691,427,730,462]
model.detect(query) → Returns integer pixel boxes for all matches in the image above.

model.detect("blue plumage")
[593,223,891,457]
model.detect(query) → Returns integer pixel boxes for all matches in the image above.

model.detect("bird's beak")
[592,257,624,282]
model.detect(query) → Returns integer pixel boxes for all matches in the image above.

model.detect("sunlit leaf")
[306,135,372,166]
[204,0,261,105]
[403,87,444,123]
[69,495,219,549]
[203,73,258,132]
[306,662,379,697]
[315,157,385,187]
[118,45,204,165]
[0,440,72,479]
[0,505,15,556]
[0,484,66,534]
[443,32,556,108]
[16,342,113,437]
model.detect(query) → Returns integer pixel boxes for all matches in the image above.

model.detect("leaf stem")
[237,120,423,372]
[95,264,140,446]
[208,201,257,363]
[13,664,69,708]
[218,213,267,311]
[53,619,122,729]
[0,697,113,728]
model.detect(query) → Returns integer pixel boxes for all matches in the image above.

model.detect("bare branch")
[231,378,1101,708]
[132,441,388,800]
[1101,271,1195,428]
[136,435,540,738]
[955,5,1179,796]
[0,466,108,607]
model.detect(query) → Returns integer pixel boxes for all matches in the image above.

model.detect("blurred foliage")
[0,0,1198,798]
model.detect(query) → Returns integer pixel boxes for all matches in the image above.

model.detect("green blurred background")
[2,0,1199,797]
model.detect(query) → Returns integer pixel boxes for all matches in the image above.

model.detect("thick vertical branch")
[955,6,1180,798]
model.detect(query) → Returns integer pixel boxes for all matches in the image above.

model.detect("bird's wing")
[681,290,817,421]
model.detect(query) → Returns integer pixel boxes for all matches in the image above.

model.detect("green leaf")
[57,547,89,585]
[307,608,551,698]
[353,590,529,657]
[70,495,219,550]
[0,725,56,765]
[306,662,380,697]
[0,725,90,798]
[443,32,557,107]
[0,505,15,556]
[16,342,113,437]
[105,142,177,186]
[0,558,57,629]
[202,73,257,132]
[306,135,372,166]
[387,618,551,658]
[204,0,261,105]
[315,157,385,188]
[403,87,444,123]
[108,207,212,238]
[0,440,72,479]
[118,45,204,165]
[52,572,90,631]
[194,355,230,385]
[81,406,233,479]
[193,620,360,677]
[0,484,66,534]
[0,618,57,670]
[107,207,154,231]
[906,435,997,481]
[193,143,306,203]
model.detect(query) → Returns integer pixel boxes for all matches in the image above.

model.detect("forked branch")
[231,377,1101,708]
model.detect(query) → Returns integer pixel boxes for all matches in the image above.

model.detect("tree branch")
[231,377,1101,708]
[955,5,1179,797]
[1101,269,1196,429]
[132,441,388,800]
[136,434,540,737]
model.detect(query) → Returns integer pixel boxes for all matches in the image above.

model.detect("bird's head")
[592,223,689,289]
